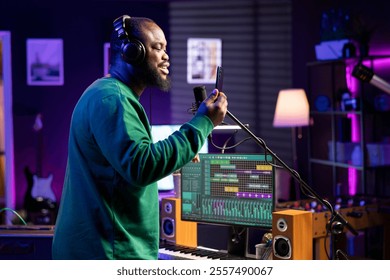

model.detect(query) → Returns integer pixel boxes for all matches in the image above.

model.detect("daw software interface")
[181,153,275,229]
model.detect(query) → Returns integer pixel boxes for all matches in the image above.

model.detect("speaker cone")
[273,235,291,259]
[162,218,174,237]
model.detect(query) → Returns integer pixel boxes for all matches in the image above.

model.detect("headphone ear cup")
[121,38,146,65]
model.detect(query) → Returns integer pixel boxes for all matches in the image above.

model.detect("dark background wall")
[0,0,171,208]
[1,0,390,210]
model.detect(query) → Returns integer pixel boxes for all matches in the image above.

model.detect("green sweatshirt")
[52,77,213,259]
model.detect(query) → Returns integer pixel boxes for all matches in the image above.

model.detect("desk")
[0,225,54,260]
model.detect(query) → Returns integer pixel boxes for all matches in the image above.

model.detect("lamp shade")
[273,89,309,127]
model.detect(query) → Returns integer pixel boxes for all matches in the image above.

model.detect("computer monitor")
[151,124,208,191]
[181,153,275,256]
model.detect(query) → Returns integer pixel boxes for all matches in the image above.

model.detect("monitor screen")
[151,125,208,191]
[181,153,274,228]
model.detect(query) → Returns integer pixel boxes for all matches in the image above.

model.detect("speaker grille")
[273,235,291,259]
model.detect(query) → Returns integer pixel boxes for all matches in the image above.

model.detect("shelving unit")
[307,56,390,199]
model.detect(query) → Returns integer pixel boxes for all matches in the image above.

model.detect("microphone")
[192,85,248,128]
[352,63,390,95]
[193,85,207,111]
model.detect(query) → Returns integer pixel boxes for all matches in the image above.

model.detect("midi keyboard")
[158,242,249,260]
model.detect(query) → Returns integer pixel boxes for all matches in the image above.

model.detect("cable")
[220,132,236,153]
[324,230,331,260]
[336,249,350,260]
[0,207,27,225]
[208,131,249,152]
[208,129,284,169]
[231,226,247,244]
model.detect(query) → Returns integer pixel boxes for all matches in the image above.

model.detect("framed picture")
[26,38,64,86]
[187,38,222,84]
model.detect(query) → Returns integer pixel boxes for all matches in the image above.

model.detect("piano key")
[158,247,210,260]
[158,242,250,260]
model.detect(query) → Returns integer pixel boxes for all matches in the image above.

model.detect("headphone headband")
[113,15,146,65]
[113,15,130,40]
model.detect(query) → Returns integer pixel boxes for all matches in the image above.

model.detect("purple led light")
[236,192,272,199]
[344,56,390,195]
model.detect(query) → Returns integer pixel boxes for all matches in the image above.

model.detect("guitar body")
[31,173,56,202]
[24,167,57,215]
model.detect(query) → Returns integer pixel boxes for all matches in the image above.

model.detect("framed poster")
[187,38,222,84]
[27,38,64,86]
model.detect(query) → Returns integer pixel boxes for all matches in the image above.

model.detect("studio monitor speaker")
[160,197,197,247]
[272,209,313,260]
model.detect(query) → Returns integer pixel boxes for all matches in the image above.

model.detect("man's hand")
[197,89,228,127]
[192,154,200,163]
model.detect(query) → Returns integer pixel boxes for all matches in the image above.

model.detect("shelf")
[307,56,390,67]
[309,158,363,170]
[307,56,390,197]
[311,110,362,116]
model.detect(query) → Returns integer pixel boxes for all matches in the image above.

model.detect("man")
[52,15,228,259]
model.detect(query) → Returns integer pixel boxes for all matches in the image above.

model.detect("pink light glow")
[345,62,359,98]
[346,56,390,195]
[345,61,360,195]
[363,57,390,71]
[347,113,360,142]
[367,46,390,58]
[348,168,358,196]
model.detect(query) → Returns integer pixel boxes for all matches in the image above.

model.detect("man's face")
[138,22,171,91]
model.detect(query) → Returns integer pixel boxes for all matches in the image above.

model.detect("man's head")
[110,15,171,92]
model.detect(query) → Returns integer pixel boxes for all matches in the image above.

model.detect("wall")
[1,0,390,211]
[0,0,170,209]
[169,0,296,160]
[1,0,298,211]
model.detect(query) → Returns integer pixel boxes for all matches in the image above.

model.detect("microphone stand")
[224,109,359,260]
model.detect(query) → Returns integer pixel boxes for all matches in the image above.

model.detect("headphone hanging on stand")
[113,15,146,65]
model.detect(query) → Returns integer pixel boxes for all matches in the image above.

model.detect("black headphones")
[113,15,146,65]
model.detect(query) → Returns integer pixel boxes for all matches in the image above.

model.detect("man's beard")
[140,61,171,92]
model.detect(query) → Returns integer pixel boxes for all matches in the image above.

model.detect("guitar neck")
[36,127,44,176]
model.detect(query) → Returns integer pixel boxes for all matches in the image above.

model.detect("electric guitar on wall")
[23,113,57,219]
